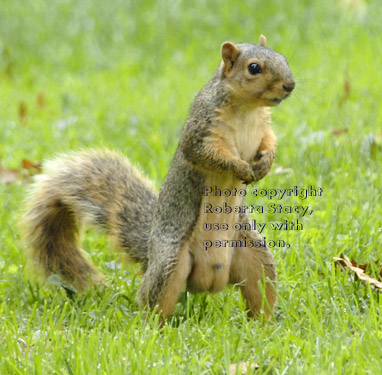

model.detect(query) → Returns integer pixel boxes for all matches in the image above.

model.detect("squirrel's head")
[220,35,295,107]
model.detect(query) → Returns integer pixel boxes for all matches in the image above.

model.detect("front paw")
[233,160,256,184]
[251,150,275,182]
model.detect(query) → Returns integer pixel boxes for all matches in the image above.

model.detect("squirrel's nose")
[283,82,295,93]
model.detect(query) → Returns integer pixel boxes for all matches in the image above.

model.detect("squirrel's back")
[23,149,157,291]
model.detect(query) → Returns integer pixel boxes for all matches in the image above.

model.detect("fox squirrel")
[23,35,295,318]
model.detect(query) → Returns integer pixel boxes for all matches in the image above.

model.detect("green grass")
[1,0,382,373]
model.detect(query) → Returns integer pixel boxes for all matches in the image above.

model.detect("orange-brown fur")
[23,37,294,319]
[158,104,278,316]
[142,37,294,317]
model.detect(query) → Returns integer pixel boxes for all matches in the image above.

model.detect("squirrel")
[23,35,295,319]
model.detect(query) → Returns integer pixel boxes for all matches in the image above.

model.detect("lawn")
[1,0,382,373]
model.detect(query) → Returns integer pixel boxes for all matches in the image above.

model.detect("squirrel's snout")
[282,82,295,93]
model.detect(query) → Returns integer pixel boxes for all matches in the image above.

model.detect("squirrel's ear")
[221,42,240,71]
[259,34,267,47]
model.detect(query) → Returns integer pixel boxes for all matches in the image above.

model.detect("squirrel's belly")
[185,173,244,293]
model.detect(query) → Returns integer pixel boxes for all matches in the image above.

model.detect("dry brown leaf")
[22,159,42,174]
[349,258,382,279]
[370,133,382,160]
[332,128,349,136]
[18,101,28,123]
[230,362,259,374]
[343,75,351,98]
[339,71,351,106]
[0,162,19,184]
[334,254,382,292]
[0,159,42,184]
[2,47,13,78]
[36,92,46,108]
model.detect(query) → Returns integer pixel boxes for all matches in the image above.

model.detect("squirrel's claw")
[233,160,256,184]
[242,169,256,185]
[251,150,275,182]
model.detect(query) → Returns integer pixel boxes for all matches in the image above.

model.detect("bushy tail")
[22,149,158,292]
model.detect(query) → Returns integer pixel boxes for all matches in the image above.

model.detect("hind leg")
[229,218,277,318]
[138,246,192,318]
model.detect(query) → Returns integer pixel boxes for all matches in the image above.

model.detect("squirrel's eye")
[248,63,262,75]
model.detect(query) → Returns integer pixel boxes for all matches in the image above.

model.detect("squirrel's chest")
[219,107,270,162]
